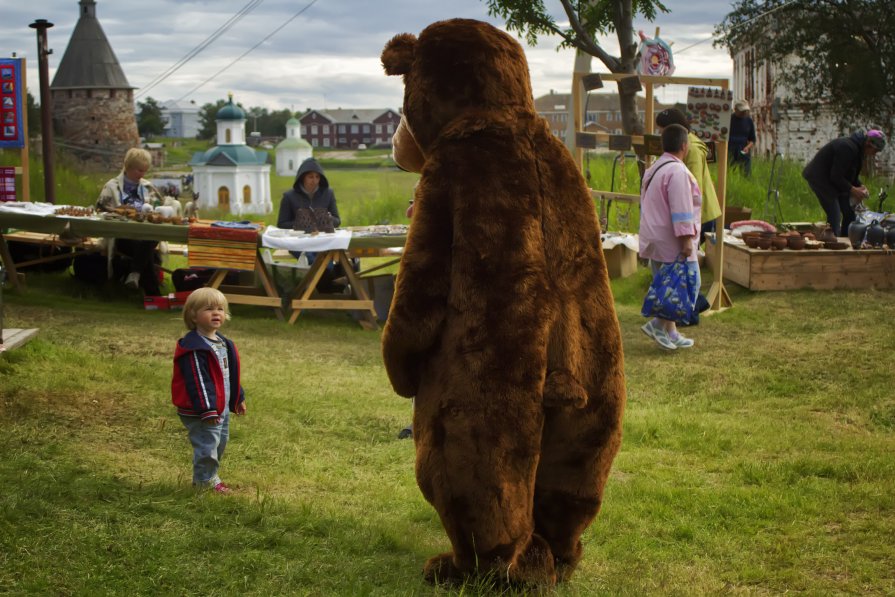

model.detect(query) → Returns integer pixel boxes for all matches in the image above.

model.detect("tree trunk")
[613,0,642,136]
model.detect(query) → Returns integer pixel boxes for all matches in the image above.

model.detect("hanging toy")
[636,30,675,77]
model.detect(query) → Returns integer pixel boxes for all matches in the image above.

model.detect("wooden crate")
[707,236,895,290]
[604,244,638,279]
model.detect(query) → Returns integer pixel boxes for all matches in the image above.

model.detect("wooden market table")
[705,233,895,290]
[0,208,407,327]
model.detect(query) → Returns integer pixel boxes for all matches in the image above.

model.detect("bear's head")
[381,19,535,172]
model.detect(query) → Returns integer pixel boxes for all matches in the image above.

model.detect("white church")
[275,117,313,176]
[189,95,272,215]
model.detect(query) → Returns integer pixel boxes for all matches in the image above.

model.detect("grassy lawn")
[2,260,894,594]
[2,149,894,594]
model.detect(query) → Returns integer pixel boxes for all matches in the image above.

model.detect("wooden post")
[705,78,733,313]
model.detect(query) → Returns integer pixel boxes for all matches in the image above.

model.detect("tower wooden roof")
[51,0,133,90]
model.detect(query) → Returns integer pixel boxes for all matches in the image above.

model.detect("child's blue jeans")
[179,411,230,487]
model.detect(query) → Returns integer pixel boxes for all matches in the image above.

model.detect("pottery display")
[743,235,760,248]
[771,236,789,250]
[848,220,869,249]
[886,226,895,248]
[787,235,806,250]
[866,220,886,247]
[756,236,772,250]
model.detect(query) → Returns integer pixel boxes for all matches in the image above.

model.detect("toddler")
[171,287,246,492]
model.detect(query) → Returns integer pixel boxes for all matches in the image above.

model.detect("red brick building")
[298,108,401,149]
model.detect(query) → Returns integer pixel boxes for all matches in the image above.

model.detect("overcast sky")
[2,0,738,112]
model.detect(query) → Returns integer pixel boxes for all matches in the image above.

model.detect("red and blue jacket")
[171,330,246,421]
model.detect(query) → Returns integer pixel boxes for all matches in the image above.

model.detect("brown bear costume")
[380,19,626,587]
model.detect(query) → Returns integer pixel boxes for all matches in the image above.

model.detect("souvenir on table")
[293,207,316,233]
[685,86,733,143]
[313,207,335,233]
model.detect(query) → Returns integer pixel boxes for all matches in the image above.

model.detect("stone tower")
[50,0,139,168]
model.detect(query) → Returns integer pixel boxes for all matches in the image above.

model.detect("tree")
[485,0,669,135]
[137,97,166,138]
[197,99,229,140]
[714,0,895,136]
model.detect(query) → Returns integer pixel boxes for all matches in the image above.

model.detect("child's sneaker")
[212,482,231,494]
[670,332,695,349]
[641,320,677,350]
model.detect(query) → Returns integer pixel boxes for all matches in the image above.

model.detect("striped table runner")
[187,224,258,271]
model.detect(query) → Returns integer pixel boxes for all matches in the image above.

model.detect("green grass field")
[2,264,894,595]
[2,147,895,594]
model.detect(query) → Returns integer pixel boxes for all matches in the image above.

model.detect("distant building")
[160,99,200,138]
[189,95,272,215]
[731,45,894,175]
[50,0,140,168]
[534,90,666,143]
[299,108,401,149]
[275,117,313,176]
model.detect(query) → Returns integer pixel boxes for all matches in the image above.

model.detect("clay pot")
[802,232,816,241]
[756,236,773,250]
[787,235,806,250]
[848,221,869,249]
[744,235,760,248]
[771,236,789,250]
[866,220,886,247]
[886,226,895,249]
[817,226,838,243]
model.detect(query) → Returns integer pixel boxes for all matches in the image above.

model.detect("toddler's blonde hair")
[183,287,230,330]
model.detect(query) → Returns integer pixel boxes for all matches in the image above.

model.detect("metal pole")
[29,19,55,204]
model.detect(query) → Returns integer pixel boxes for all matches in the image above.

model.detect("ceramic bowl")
[757,236,773,250]
[788,235,806,250]
[771,236,789,250]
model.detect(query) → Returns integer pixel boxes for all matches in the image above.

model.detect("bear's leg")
[534,403,623,582]
[413,391,556,587]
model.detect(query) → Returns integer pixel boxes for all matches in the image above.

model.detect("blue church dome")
[216,95,245,121]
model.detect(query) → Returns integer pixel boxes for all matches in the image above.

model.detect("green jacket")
[684,132,722,223]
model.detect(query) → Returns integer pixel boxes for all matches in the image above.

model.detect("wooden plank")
[290,299,375,310]
[719,239,895,290]
[1,328,39,351]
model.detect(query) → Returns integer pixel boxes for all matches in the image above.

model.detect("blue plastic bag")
[641,258,700,324]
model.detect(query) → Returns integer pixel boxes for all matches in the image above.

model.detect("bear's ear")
[381,33,417,76]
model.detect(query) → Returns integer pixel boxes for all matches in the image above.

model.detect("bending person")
[96,148,163,295]
[802,130,886,236]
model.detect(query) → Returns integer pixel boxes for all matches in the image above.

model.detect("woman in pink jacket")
[638,124,702,350]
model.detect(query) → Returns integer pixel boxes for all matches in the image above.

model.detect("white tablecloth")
[601,233,639,252]
[261,227,352,251]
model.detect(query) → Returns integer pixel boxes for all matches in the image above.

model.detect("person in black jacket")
[802,130,886,236]
[276,157,345,291]
[277,157,341,230]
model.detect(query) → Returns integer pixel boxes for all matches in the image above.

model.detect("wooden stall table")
[262,226,407,329]
[188,221,284,320]
[0,206,284,319]
[0,203,189,290]
[705,232,895,290]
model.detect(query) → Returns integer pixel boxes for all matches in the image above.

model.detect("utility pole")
[29,19,55,204]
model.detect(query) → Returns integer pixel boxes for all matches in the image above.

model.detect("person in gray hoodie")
[276,157,345,291]
[276,157,341,230]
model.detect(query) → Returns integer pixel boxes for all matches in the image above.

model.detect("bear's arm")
[381,175,452,397]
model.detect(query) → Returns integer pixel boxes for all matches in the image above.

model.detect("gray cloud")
[3,0,735,111]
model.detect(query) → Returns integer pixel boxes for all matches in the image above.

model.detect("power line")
[177,0,320,101]
[136,0,264,99]
[674,0,799,55]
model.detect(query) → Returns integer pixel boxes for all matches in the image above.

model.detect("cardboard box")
[144,296,170,310]
[604,244,638,279]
